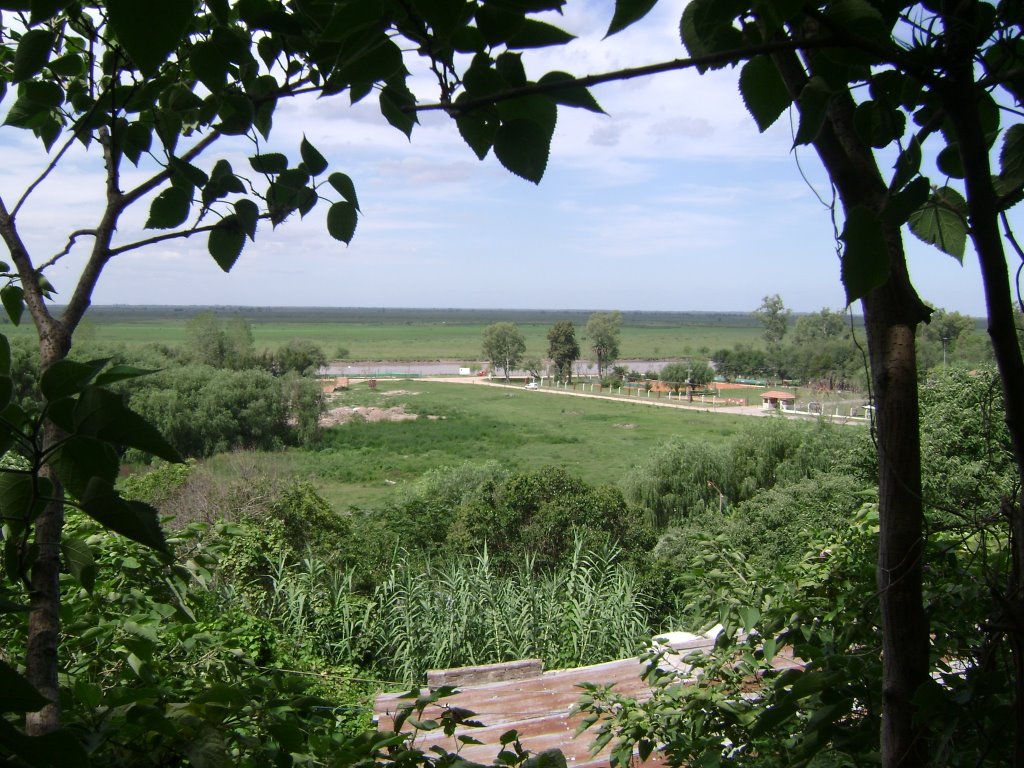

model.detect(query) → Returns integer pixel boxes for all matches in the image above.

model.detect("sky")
[1,1,1011,315]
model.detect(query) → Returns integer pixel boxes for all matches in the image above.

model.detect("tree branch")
[11,133,81,220]
[411,37,844,115]
[0,197,59,341]
[107,221,225,257]
[37,229,98,272]
[119,131,221,210]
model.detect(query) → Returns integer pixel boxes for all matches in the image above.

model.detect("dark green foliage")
[184,311,255,369]
[126,365,289,458]
[586,311,622,379]
[446,466,653,568]
[625,418,859,528]
[547,320,580,382]
[919,368,1015,527]
[482,321,527,380]
[261,338,327,376]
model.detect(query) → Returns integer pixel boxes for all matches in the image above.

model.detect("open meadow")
[4,306,768,360]
[203,379,754,509]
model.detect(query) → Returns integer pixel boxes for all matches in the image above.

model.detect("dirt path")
[419,376,773,417]
[416,377,868,425]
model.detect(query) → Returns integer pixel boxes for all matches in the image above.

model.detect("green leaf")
[937,142,964,178]
[739,56,791,132]
[300,136,328,176]
[47,52,83,77]
[679,0,744,68]
[52,434,120,498]
[30,0,72,24]
[456,105,498,160]
[216,92,255,135]
[123,123,153,165]
[79,478,168,553]
[327,202,358,244]
[23,80,64,108]
[249,153,288,174]
[823,0,890,45]
[1,285,24,326]
[169,156,210,189]
[145,186,191,229]
[851,99,901,147]
[607,0,658,36]
[793,77,831,146]
[883,176,930,227]
[999,123,1024,189]
[380,81,417,139]
[907,186,968,261]
[537,72,605,113]
[750,700,798,737]
[0,334,10,377]
[92,364,158,387]
[891,135,922,191]
[209,216,246,271]
[235,199,259,240]
[106,0,193,77]
[2,95,52,130]
[328,172,359,210]
[40,359,104,400]
[494,119,552,184]
[12,29,54,83]
[61,537,96,593]
[840,205,890,303]
[0,660,47,714]
[191,40,229,91]
[73,387,183,463]
[505,19,575,49]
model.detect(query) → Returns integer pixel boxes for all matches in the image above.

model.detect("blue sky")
[1,1,1006,315]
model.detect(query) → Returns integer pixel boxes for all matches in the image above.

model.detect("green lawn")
[204,380,752,510]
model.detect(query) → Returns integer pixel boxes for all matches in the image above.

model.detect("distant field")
[3,306,770,360]
[203,379,754,509]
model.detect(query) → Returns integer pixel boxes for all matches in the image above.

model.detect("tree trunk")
[771,45,932,765]
[942,42,1024,764]
[24,320,72,735]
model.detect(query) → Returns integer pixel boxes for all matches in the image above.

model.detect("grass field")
[4,306,770,360]
[204,379,754,510]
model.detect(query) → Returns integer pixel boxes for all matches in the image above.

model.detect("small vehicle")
[525,382,539,390]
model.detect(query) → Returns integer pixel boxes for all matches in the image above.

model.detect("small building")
[761,390,795,410]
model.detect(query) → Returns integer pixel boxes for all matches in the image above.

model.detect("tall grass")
[258,536,651,686]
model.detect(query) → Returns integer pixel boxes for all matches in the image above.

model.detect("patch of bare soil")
[321,404,420,426]
[613,423,638,429]
[381,390,420,397]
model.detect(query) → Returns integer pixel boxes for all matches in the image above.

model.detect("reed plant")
[256,534,651,685]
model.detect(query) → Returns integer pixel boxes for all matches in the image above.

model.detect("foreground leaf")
[907,187,968,261]
[840,205,889,303]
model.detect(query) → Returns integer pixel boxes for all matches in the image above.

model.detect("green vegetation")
[2,306,767,360]
[225,380,750,510]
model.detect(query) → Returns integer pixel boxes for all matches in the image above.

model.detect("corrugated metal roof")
[373,635,801,767]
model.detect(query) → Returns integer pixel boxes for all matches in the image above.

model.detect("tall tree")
[792,308,847,345]
[547,320,580,382]
[586,310,622,379]
[431,0,1024,764]
[753,294,791,348]
[0,0,596,744]
[482,322,526,381]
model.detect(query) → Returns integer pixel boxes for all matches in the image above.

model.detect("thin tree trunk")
[942,42,1024,764]
[771,44,932,765]
[23,319,71,736]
